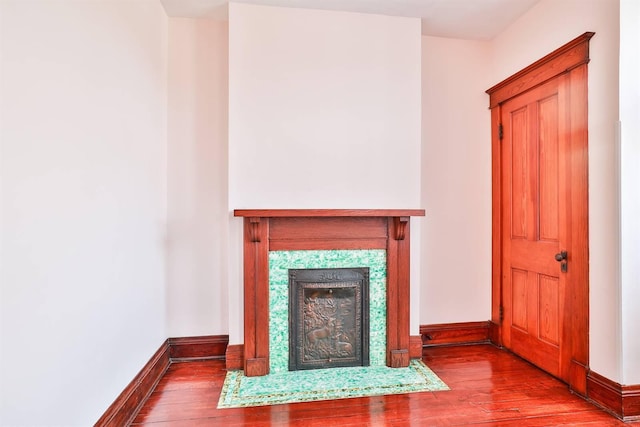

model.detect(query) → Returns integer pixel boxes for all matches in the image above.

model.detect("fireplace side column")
[243,217,270,377]
[386,216,411,368]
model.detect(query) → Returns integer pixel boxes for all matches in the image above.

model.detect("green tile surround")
[268,250,387,373]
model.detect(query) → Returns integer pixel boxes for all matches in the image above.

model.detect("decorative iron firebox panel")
[289,267,370,371]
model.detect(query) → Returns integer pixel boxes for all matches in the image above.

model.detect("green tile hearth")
[217,359,449,408]
[268,250,387,373]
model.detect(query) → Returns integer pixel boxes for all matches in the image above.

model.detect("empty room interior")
[1,0,639,425]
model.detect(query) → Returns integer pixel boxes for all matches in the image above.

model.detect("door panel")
[511,268,528,330]
[501,77,567,380]
[539,95,560,242]
[510,107,528,240]
[539,274,560,345]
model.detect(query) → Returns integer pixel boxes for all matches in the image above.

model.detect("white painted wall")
[490,0,622,381]
[420,36,492,324]
[619,0,640,385]
[0,0,168,425]
[166,18,229,337]
[228,3,421,211]
[227,3,423,342]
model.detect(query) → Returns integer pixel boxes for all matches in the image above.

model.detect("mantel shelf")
[234,209,425,218]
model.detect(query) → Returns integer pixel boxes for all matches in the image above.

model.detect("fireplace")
[289,267,370,371]
[230,209,425,377]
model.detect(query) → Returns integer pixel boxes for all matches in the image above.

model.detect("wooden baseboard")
[225,344,244,370]
[409,335,422,358]
[169,335,228,361]
[95,340,170,427]
[587,370,640,421]
[488,321,501,346]
[625,386,640,421]
[96,335,229,425]
[420,321,490,347]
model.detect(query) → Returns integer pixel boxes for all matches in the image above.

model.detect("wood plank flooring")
[132,344,633,426]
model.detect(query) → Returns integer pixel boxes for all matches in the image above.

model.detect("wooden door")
[501,77,567,378]
[487,33,593,394]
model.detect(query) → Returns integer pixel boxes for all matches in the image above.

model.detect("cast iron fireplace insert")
[288,267,370,371]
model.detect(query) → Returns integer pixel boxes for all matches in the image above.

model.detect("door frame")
[486,32,594,395]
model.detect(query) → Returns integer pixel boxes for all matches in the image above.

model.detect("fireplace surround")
[230,209,425,377]
[269,249,386,374]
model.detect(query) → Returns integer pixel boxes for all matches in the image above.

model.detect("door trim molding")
[486,32,594,108]
[486,32,594,395]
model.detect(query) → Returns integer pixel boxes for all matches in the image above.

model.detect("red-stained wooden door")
[488,33,592,394]
[500,76,568,379]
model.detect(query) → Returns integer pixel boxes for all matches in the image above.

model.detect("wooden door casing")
[487,32,593,395]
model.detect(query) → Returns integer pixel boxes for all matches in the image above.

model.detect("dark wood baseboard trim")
[96,335,229,425]
[95,340,170,427]
[409,335,422,359]
[587,370,640,421]
[421,322,490,347]
[588,371,621,417]
[488,321,501,347]
[625,386,640,421]
[168,335,229,361]
[225,344,244,370]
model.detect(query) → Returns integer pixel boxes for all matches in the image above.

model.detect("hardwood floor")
[131,344,633,426]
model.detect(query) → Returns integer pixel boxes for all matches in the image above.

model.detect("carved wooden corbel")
[393,216,409,241]
[248,217,261,242]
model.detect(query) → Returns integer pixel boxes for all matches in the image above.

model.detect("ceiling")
[160,0,540,40]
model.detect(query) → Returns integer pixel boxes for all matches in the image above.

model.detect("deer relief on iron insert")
[302,288,356,361]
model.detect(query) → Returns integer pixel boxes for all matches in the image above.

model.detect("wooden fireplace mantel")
[234,209,426,218]
[231,208,425,377]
